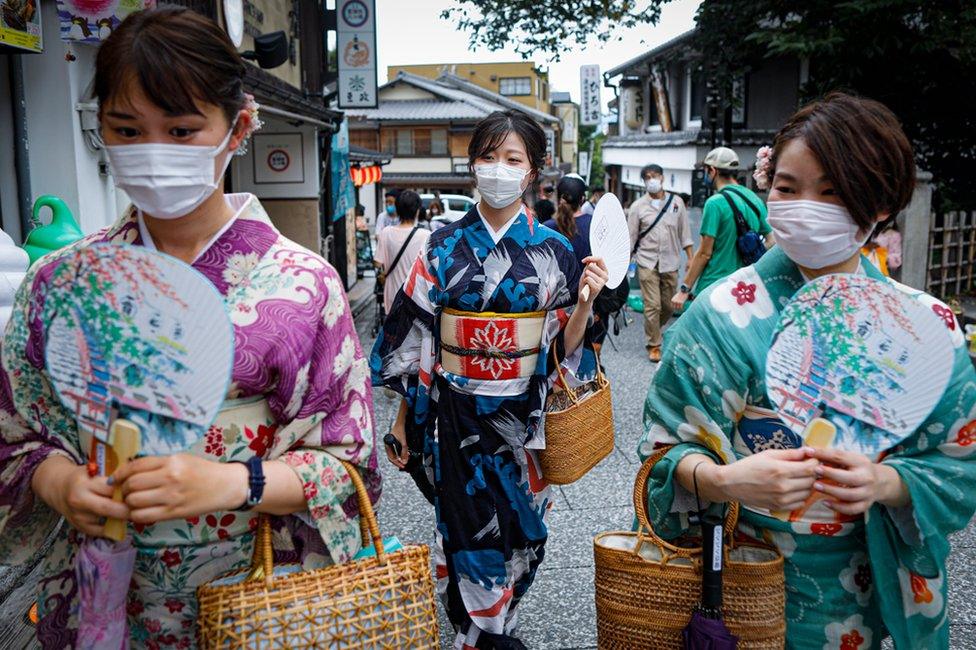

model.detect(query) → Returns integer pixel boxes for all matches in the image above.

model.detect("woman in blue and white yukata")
[371,110,608,649]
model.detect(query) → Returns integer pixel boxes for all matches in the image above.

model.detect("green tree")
[446,0,976,205]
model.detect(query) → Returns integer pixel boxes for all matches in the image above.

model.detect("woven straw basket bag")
[594,447,786,649]
[197,460,439,649]
[540,348,614,484]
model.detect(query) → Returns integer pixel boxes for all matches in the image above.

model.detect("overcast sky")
[368,0,702,111]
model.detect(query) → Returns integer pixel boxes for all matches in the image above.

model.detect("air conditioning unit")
[490,75,497,82]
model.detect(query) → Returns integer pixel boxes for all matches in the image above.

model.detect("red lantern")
[350,165,382,187]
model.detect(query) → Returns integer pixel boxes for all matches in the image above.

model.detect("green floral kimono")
[638,246,976,649]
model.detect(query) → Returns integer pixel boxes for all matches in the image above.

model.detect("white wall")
[22,0,119,234]
[384,156,452,173]
[232,118,320,199]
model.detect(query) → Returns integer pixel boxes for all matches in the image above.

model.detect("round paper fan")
[765,274,954,456]
[588,192,630,290]
[43,244,234,456]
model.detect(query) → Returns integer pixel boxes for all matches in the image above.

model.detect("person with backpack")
[374,190,431,312]
[672,147,774,315]
[627,164,692,362]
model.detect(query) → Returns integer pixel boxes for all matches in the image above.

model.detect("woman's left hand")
[807,448,909,514]
[578,256,609,307]
[114,454,248,524]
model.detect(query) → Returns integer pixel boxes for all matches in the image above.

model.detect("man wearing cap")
[672,147,773,314]
[627,164,692,362]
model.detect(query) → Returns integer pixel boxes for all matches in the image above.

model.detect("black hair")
[534,199,555,222]
[589,184,605,193]
[385,189,400,199]
[395,190,421,221]
[641,164,664,180]
[468,110,547,177]
[355,203,365,216]
[555,175,587,238]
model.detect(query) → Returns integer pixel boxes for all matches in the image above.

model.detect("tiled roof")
[551,91,572,103]
[436,73,560,125]
[344,99,488,122]
[603,128,779,148]
[605,30,697,78]
[382,172,474,187]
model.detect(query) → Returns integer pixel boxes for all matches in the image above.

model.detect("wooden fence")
[927,210,976,300]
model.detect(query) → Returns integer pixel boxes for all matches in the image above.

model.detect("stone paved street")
[356,296,976,650]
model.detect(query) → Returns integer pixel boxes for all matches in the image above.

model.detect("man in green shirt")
[672,147,774,312]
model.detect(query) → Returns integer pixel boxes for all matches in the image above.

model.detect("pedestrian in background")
[639,92,976,649]
[375,189,400,235]
[533,197,555,223]
[672,147,773,313]
[375,190,431,313]
[580,183,606,216]
[627,164,691,362]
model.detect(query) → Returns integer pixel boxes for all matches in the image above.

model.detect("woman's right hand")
[32,455,130,537]
[700,448,820,511]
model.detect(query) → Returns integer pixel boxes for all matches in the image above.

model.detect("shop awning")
[243,65,342,130]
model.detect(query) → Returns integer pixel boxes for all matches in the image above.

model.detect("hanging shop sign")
[580,64,601,126]
[331,121,355,221]
[56,0,155,44]
[350,165,382,187]
[337,0,377,109]
[0,0,43,53]
[253,132,305,185]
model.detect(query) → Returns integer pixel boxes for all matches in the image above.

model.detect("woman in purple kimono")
[0,9,377,647]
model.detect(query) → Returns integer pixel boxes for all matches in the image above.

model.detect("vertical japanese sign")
[331,121,355,222]
[580,64,601,126]
[337,0,377,109]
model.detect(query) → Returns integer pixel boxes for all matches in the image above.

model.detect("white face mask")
[766,199,870,269]
[646,178,663,194]
[106,122,237,220]
[474,162,528,209]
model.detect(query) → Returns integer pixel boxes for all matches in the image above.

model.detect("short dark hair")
[384,189,399,199]
[95,8,246,124]
[589,184,605,193]
[534,199,555,222]
[641,164,664,180]
[468,110,547,177]
[395,190,421,220]
[355,204,365,216]
[770,92,915,231]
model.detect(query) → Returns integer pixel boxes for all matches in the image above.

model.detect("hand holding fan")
[765,274,954,457]
[581,192,630,301]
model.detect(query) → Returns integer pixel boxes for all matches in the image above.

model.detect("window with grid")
[431,129,448,155]
[500,77,531,96]
[414,129,432,155]
[396,129,413,155]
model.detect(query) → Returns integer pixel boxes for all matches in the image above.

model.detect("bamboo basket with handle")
[197,460,439,649]
[540,347,614,484]
[593,446,786,649]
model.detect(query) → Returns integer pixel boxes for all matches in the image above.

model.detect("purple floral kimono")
[0,193,379,648]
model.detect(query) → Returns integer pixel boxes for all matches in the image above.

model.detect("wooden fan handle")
[103,419,140,541]
[771,418,836,520]
[581,285,591,302]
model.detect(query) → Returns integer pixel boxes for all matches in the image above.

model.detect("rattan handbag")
[197,460,439,649]
[540,347,614,484]
[593,447,786,649]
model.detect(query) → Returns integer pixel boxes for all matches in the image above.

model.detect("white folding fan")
[765,274,954,457]
[581,192,631,301]
[44,243,234,460]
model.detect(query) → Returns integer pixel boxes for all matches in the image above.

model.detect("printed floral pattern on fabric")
[0,194,378,648]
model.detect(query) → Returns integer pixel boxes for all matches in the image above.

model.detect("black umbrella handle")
[701,513,724,611]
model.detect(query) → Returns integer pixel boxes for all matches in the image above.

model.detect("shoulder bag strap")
[723,185,763,220]
[386,226,420,276]
[632,193,675,257]
[719,189,751,236]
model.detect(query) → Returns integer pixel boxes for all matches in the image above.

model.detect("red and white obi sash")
[439,308,545,381]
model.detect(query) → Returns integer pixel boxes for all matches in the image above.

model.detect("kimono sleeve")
[865,342,976,647]
[0,268,82,564]
[636,298,751,538]
[267,266,378,564]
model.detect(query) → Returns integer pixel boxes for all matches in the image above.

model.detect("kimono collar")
[477,203,524,244]
[109,193,280,296]
[136,193,253,265]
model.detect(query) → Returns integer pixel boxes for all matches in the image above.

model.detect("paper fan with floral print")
[43,243,233,456]
[765,274,954,456]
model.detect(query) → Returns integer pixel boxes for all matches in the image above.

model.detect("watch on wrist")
[680,283,690,294]
[233,456,265,511]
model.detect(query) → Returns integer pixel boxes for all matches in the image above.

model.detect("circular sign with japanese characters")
[267,149,290,173]
[341,0,369,28]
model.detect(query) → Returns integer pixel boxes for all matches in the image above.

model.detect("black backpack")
[593,282,629,314]
[719,187,766,266]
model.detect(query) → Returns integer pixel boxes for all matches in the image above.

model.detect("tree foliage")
[440,1,662,61]
[446,0,976,205]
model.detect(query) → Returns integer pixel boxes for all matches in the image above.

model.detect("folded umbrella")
[683,512,738,649]
[76,537,137,650]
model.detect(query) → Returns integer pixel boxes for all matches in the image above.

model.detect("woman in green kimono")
[638,92,976,649]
